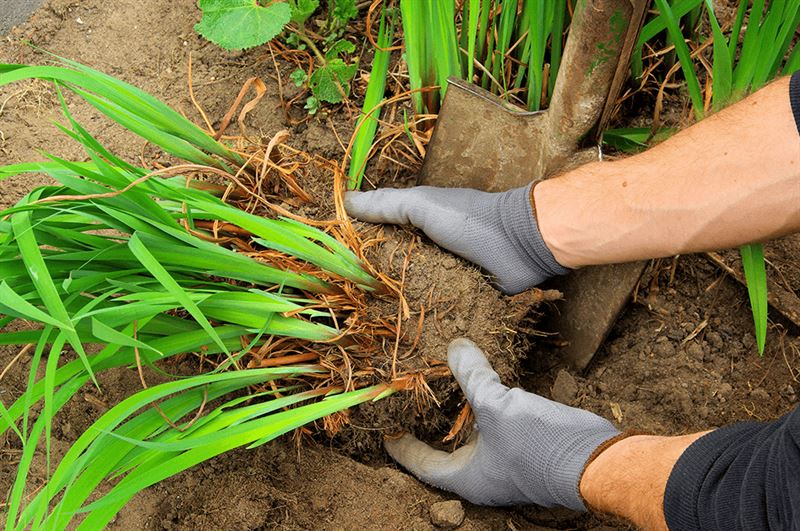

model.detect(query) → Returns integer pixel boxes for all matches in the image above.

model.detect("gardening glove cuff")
[345,183,569,294]
[385,338,621,510]
[469,183,569,293]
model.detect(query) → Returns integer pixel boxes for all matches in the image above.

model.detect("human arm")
[346,73,800,290]
[390,339,800,530]
[536,74,800,268]
[579,433,706,530]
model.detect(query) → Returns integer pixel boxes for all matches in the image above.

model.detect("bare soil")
[1,1,799,530]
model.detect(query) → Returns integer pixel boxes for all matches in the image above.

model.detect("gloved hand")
[345,184,569,294]
[385,338,621,510]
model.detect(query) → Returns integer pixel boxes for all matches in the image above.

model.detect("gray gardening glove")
[385,338,620,510]
[344,184,569,294]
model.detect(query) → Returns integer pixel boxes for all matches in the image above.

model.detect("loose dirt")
[1,1,798,530]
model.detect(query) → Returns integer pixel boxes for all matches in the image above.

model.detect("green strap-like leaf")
[653,0,704,120]
[740,243,768,354]
[704,0,732,112]
[127,232,228,356]
[10,207,97,386]
[77,384,386,528]
[0,282,70,329]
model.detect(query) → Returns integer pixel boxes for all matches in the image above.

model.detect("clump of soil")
[327,224,561,459]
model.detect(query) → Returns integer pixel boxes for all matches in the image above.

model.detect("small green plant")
[307,39,359,104]
[0,56,391,527]
[196,0,361,111]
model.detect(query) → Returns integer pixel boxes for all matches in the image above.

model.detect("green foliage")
[631,0,704,80]
[0,57,243,170]
[309,59,357,102]
[602,127,652,153]
[290,0,320,24]
[0,57,383,527]
[332,0,358,26]
[310,40,358,104]
[400,0,461,113]
[290,67,308,86]
[348,5,395,189]
[602,127,677,154]
[7,367,389,529]
[195,0,292,50]
[399,0,568,114]
[304,95,321,114]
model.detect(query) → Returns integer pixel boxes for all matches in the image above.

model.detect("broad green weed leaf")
[310,58,357,103]
[195,0,292,50]
[304,95,320,114]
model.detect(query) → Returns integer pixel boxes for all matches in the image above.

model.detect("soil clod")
[429,500,465,529]
[551,370,579,405]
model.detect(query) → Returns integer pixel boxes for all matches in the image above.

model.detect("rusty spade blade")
[419,0,649,370]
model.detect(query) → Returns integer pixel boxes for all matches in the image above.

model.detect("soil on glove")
[1,1,799,530]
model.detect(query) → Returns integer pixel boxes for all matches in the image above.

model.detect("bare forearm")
[536,76,800,269]
[580,432,708,530]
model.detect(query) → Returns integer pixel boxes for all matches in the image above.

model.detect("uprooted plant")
[0,55,429,529]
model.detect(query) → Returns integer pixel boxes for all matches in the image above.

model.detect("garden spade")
[419,0,649,370]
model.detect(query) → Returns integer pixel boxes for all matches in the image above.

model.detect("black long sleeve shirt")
[664,405,800,529]
[663,71,800,530]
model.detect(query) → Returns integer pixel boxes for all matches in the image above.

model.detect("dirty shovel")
[419,0,649,370]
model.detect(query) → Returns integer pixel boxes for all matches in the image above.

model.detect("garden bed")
[1,1,798,529]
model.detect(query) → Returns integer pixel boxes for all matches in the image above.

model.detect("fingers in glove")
[385,433,478,491]
[344,189,424,225]
[447,338,509,410]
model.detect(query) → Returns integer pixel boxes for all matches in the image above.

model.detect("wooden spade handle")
[544,0,648,165]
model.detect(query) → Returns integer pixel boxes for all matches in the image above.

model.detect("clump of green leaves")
[196,0,361,113]
[400,0,568,114]
[0,56,388,528]
[309,40,358,102]
[290,38,359,114]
